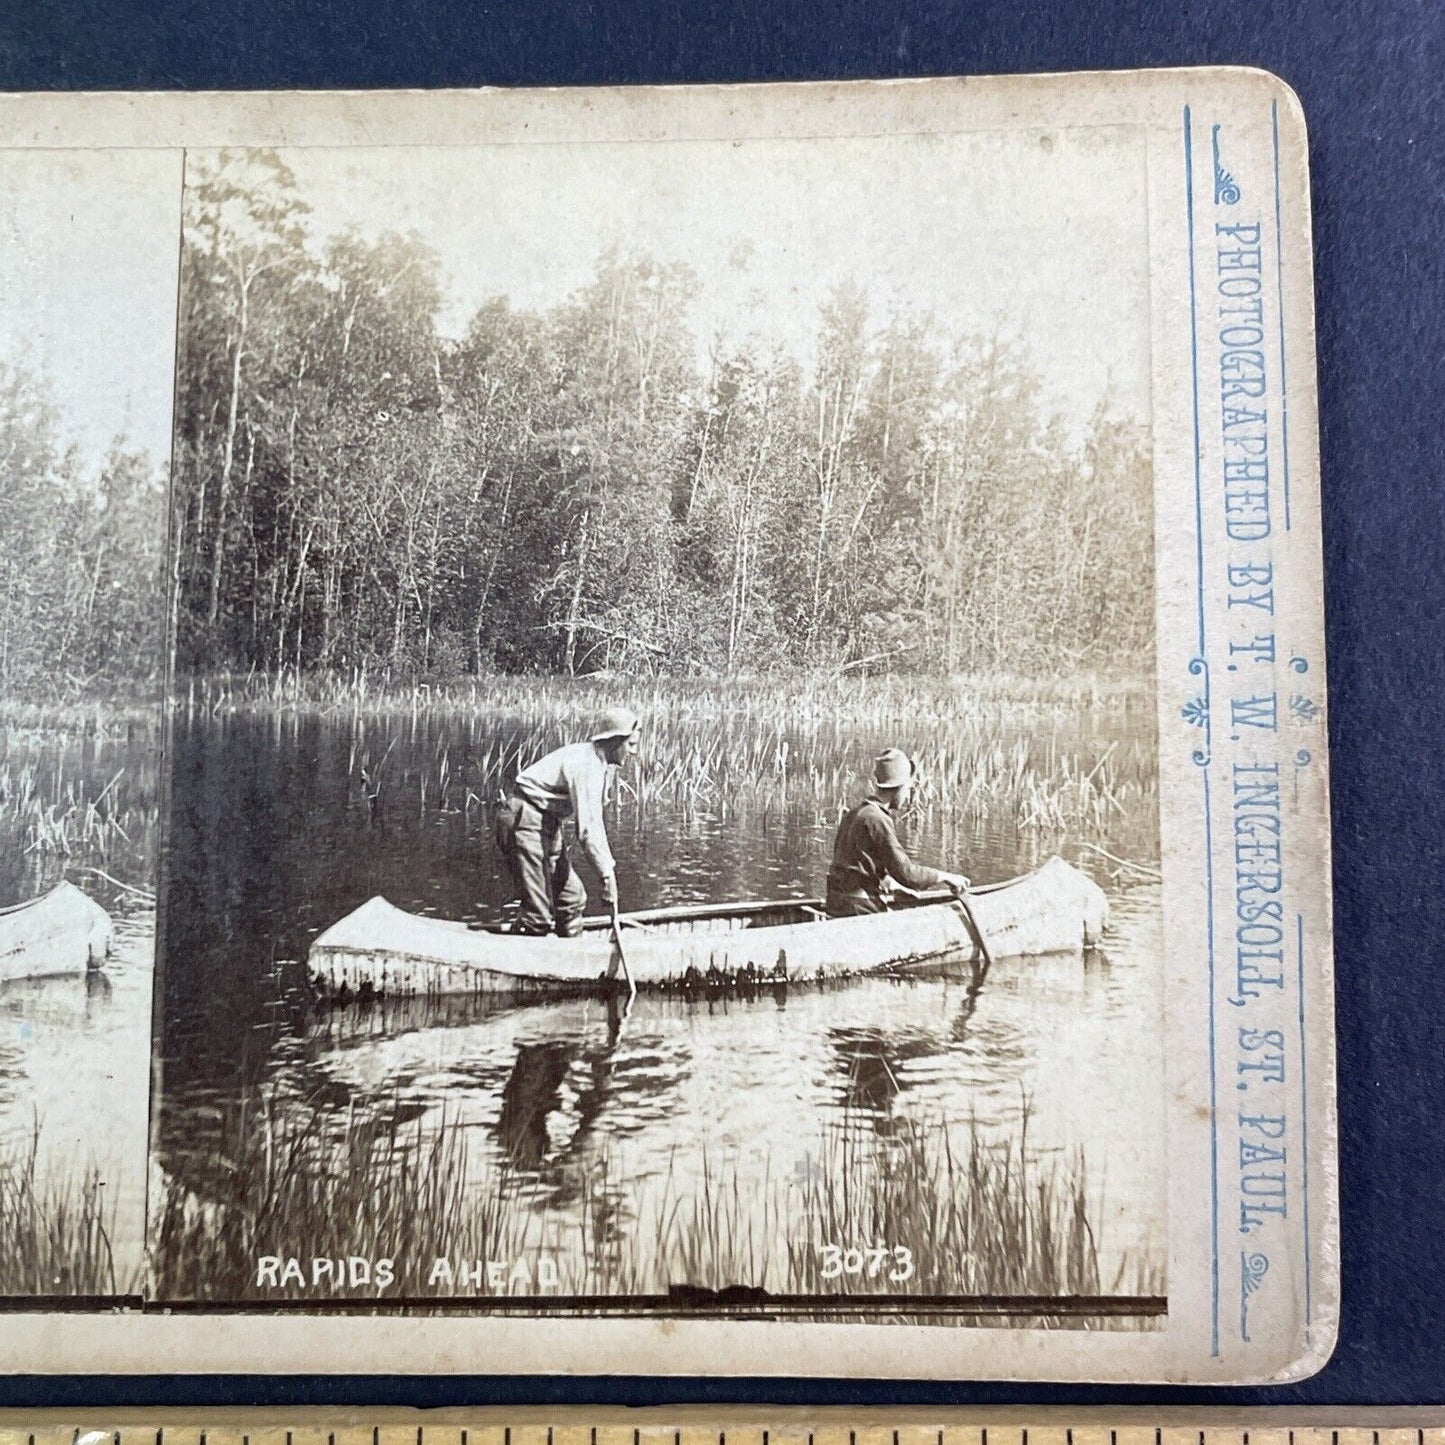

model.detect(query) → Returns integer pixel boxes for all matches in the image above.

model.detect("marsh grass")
[790,1106,1101,1296]
[179,667,1153,721]
[179,670,1158,844]
[152,1098,537,1299]
[152,1091,1161,1319]
[0,759,133,858]
[0,710,160,894]
[0,1127,122,1296]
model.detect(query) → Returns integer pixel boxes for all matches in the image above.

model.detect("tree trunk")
[207,268,251,630]
[562,508,591,677]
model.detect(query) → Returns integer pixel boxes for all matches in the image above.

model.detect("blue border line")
[1203,764,1218,1354]
[1273,99,1293,532]
[1298,911,1312,1330]
[1184,103,1221,1359]
[1187,108,1207,663]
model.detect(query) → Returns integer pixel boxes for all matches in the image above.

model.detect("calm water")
[0,722,161,1288]
[156,707,1164,1298]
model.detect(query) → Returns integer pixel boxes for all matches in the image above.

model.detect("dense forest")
[166,149,1152,683]
[0,361,165,701]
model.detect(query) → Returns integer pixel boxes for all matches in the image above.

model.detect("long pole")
[611,903,637,1000]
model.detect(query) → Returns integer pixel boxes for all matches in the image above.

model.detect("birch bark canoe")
[309,855,1107,1001]
[0,881,112,983]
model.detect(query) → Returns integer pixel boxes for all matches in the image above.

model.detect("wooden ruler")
[1,1412,1442,1445]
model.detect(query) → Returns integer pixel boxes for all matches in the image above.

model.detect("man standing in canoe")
[825,748,970,917]
[495,708,641,937]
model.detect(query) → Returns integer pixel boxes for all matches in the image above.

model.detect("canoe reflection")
[0,969,114,1031]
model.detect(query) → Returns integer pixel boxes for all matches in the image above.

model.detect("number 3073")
[816,1243,915,1282]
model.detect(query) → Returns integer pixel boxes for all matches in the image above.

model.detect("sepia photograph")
[0,148,180,1296]
[150,127,1167,1321]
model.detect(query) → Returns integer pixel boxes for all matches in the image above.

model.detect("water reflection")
[0,904,153,1284]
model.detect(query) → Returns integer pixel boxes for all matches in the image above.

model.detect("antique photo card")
[0,69,1335,1380]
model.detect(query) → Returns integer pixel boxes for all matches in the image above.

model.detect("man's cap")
[591,707,641,742]
[872,747,915,790]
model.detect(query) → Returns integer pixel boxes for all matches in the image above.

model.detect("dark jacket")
[825,797,944,914]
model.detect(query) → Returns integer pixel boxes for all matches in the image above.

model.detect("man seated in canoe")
[825,748,970,917]
[494,708,641,937]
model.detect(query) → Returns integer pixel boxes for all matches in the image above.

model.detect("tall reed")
[0,1128,122,1296]
[180,672,1157,846]
[152,1090,1161,1316]
[0,714,160,893]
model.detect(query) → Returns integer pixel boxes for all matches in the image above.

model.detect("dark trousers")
[825,885,883,918]
[494,796,588,936]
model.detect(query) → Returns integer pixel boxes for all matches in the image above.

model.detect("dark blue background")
[2,0,1441,1409]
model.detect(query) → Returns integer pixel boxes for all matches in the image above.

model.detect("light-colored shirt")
[512,740,616,877]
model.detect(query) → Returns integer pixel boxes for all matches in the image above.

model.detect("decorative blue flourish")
[1213,125,1241,205]
[1290,655,1309,674]
[1296,749,1312,768]
[1240,1250,1270,1342]
[1289,693,1321,726]
[1187,656,1211,766]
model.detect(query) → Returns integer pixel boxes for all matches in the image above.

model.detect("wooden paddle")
[610,902,638,1001]
[949,882,995,976]
[886,875,994,975]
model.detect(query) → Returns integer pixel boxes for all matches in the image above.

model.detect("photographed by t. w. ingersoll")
[0,73,1336,1381]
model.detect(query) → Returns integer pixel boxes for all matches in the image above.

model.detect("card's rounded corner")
[1221,65,1310,149]
[1266,1308,1341,1385]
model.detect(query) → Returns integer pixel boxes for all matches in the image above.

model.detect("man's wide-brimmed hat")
[872,747,915,790]
[591,707,640,742]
